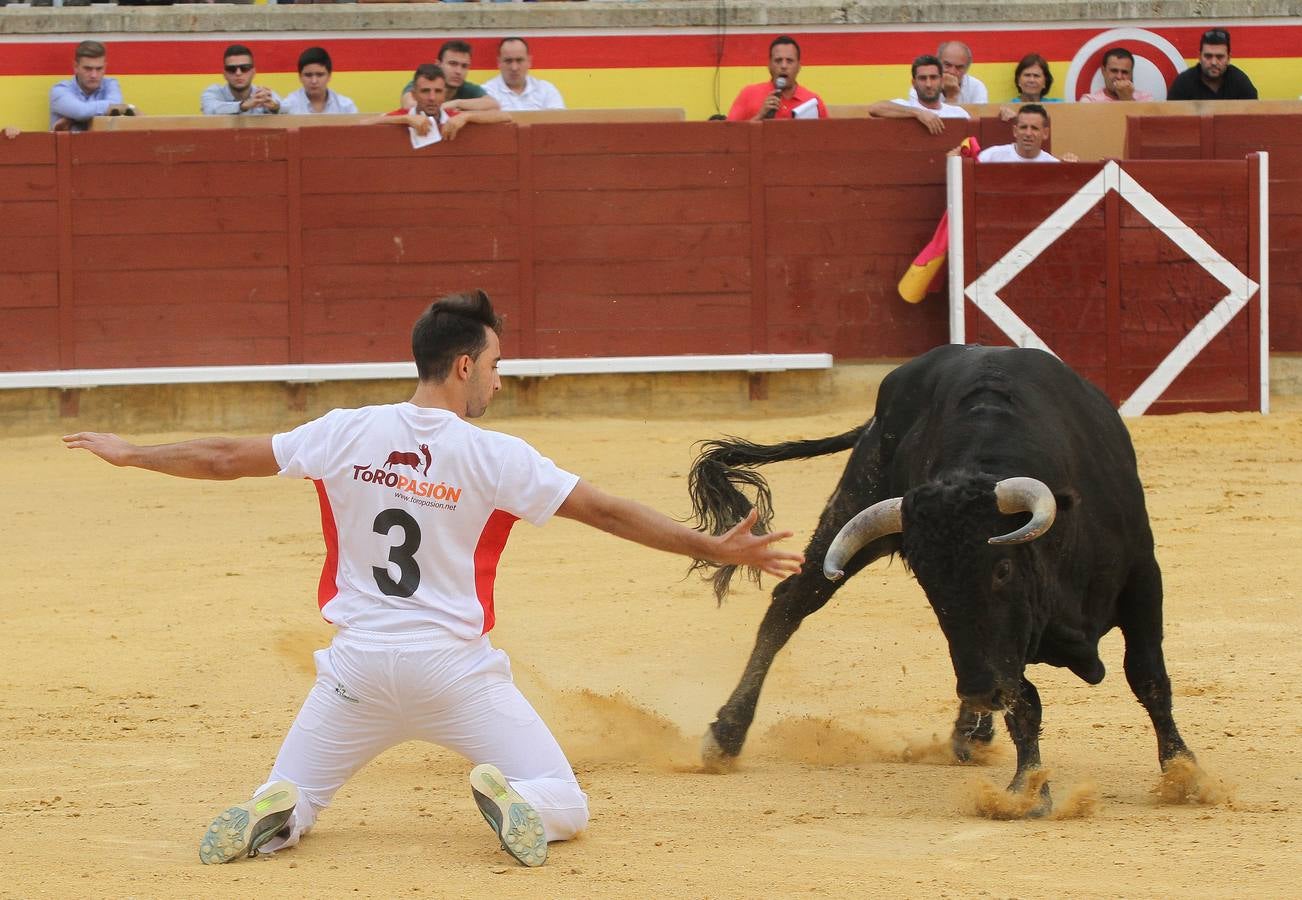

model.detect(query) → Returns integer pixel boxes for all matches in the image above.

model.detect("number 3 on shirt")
[372,508,421,597]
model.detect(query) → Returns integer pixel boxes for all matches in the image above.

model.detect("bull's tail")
[688,422,870,601]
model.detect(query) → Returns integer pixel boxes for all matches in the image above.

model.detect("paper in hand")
[791,97,820,119]
[410,112,443,149]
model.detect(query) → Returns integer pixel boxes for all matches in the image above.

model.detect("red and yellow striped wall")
[3,22,1301,130]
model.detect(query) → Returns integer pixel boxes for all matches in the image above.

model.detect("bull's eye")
[992,558,1013,588]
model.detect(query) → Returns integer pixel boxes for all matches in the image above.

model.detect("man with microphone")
[726,35,828,121]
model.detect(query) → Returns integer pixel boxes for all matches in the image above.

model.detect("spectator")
[726,35,828,121]
[202,45,282,116]
[1010,53,1060,103]
[400,40,500,114]
[3,127,18,139]
[281,47,359,115]
[868,55,970,134]
[967,104,1079,163]
[49,40,133,132]
[483,38,566,111]
[1079,48,1154,102]
[910,40,988,105]
[380,64,511,142]
[1167,29,1258,101]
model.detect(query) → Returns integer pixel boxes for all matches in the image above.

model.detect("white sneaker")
[469,764,547,867]
[198,780,298,865]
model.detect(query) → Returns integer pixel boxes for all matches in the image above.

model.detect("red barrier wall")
[1126,114,1300,351]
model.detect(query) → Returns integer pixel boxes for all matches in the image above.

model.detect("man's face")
[498,40,530,90]
[913,64,943,104]
[464,328,502,420]
[768,43,801,85]
[299,63,331,98]
[939,44,971,84]
[74,55,106,93]
[1012,112,1048,159]
[224,55,256,91]
[412,76,447,117]
[1102,55,1133,93]
[438,50,472,89]
[1199,43,1230,80]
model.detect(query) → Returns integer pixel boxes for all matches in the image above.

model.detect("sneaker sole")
[198,781,298,865]
[469,764,547,867]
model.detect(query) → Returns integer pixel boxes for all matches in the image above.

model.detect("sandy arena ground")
[3,398,1301,897]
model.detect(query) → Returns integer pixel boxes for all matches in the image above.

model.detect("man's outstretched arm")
[62,432,279,480]
[556,479,804,578]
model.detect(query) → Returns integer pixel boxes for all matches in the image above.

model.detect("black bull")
[688,344,1194,814]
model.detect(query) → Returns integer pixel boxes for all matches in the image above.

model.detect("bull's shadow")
[687,344,1196,817]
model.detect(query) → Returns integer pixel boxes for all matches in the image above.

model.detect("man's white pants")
[257,628,589,853]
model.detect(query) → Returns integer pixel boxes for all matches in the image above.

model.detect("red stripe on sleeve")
[474,509,519,636]
[312,478,340,619]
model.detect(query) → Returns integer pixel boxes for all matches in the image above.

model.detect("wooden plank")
[534,292,751,329]
[764,150,950,187]
[303,191,519,228]
[69,130,287,165]
[72,233,288,271]
[303,225,519,266]
[74,337,289,369]
[0,272,58,309]
[532,187,748,226]
[303,296,453,335]
[528,122,749,156]
[775,219,957,257]
[0,165,57,201]
[286,127,304,365]
[1123,115,1201,157]
[516,124,537,359]
[1,200,58,235]
[762,118,976,154]
[767,184,944,222]
[532,153,746,190]
[72,196,287,236]
[533,326,753,358]
[301,156,518,194]
[301,333,420,364]
[0,308,60,371]
[0,133,56,166]
[73,301,288,342]
[74,269,288,306]
[302,261,519,302]
[56,132,75,370]
[72,161,288,199]
[534,223,750,261]
[1,235,60,272]
[534,257,751,296]
[296,122,518,160]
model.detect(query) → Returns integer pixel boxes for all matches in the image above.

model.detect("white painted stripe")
[0,354,834,391]
[1259,152,1271,414]
[947,154,965,344]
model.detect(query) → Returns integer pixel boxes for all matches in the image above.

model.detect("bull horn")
[989,477,1056,545]
[824,497,903,581]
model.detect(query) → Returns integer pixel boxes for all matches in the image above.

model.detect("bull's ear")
[1054,488,1081,510]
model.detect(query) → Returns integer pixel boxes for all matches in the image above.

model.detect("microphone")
[762,76,789,119]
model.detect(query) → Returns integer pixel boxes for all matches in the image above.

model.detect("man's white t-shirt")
[274,403,579,639]
[976,144,1059,163]
[483,75,566,111]
[891,98,971,119]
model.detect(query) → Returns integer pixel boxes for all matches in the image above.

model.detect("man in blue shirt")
[201,44,282,116]
[49,40,133,132]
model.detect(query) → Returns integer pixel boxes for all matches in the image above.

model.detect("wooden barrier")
[90,109,687,132]
[1125,114,1300,352]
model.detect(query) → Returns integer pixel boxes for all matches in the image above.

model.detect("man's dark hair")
[1200,28,1231,53]
[1014,53,1054,94]
[498,36,529,54]
[74,40,106,62]
[1017,103,1049,125]
[412,291,503,383]
[1102,47,1135,67]
[770,35,801,60]
[297,46,333,74]
[224,44,255,63]
[412,63,446,86]
[438,39,474,61]
[911,54,942,79]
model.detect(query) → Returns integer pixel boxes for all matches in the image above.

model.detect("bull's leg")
[950,703,995,762]
[705,438,891,768]
[1117,557,1193,768]
[1003,677,1051,816]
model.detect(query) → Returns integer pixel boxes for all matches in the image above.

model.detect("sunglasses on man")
[225,63,254,74]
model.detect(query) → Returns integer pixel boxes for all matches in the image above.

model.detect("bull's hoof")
[950,712,995,763]
[701,729,739,773]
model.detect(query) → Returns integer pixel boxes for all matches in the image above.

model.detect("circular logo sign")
[1064,28,1186,101]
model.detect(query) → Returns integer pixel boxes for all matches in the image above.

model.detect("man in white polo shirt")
[971,104,1078,163]
[63,291,802,870]
[869,54,970,135]
[484,37,566,111]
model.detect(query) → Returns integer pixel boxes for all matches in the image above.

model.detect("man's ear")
[454,353,473,380]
